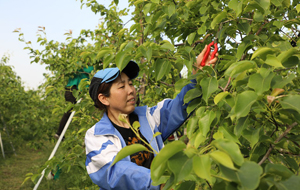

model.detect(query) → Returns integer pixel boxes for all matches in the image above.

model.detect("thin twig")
[280,29,296,43]
[240,54,247,61]
[227,35,239,44]
[258,122,298,165]
[223,77,231,92]
[206,180,212,190]
[270,112,279,137]
[160,81,174,87]
[276,149,300,157]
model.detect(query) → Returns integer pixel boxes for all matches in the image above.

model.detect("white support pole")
[33,98,82,190]
[0,132,5,159]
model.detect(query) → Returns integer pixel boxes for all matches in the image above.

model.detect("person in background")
[55,65,94,139]
[85,45,217,190]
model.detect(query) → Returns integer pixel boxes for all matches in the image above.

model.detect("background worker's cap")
[89,61,139,106]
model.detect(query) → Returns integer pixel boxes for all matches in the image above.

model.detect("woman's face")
[103,72,136,115]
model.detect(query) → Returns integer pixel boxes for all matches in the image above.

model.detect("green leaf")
[168,152,193,183]
[213,139,244,166]
[214,91,229,104]
[200,77,218,104]
[193,131,206,147]
[234,116,249,137]
[224,61,256,77]
[277,48,299,63]
[143,3,153,15]
[271,0,282,6]
[151,0,159,4]
[187,98,201,115]
[111,144,148,166]
[152,132,161,139]
[115,51,131,71]
[281,175,300,190]
[296,4,300,13]
[132,121,140,131]
[244,1,265,14]
[151,162,168,184]
[146,47,152,61]
[282,56,300,67]
[271,73,296,89]
[197,25,207,35]
[237,161,263,190]
[154,59,172,81]
[184,88,202,104]
[198,110,216,137]
[209,150,235,170]
[229,0,242,17]
[265,163,294,180]
[236,42,247,60]
[113,0,119,5]
[186,117,199,139]
[251,47,277,60]
[187,32,196,45]
[280,95,300,114]
[211,11,227,29]
[151,140,186,173]
[96,48,112,60]
[249,145,267,162]
[218,164,239,182]
[162,174,175,190]
[175,181,196,190]
[218,127,240,145]
[160,41,175,51]
[167,3,175,17]
[193,155,212,183]
[253,11,264,22]
[258,0,270,11]
[265,54,284,68]
[248,72,274,95]
[238,22,251,35]
[124,41,135,51]
[233,91,258,119]
[242,127,260,148]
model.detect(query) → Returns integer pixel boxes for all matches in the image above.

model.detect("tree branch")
[255,20,269,36]
[258,122,298,165]
[174,34,211,47]
[280,29,296,43]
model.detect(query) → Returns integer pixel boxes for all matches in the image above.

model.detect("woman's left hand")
[193,45,218,74]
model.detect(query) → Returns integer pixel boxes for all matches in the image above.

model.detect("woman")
[85,45,217,190]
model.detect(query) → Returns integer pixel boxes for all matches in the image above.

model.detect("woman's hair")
[95,81,113,111]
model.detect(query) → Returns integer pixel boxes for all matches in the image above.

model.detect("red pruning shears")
[200,38,218,67]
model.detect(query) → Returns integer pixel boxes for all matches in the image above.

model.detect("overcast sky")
[0,0,131,90]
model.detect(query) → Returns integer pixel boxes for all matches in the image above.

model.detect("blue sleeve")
[88,159,160,190]
[150,79,197,141]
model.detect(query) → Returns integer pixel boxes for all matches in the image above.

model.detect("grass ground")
[0,141,67,190]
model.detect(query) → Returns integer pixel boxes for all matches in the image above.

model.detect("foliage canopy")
[8,0,300,189]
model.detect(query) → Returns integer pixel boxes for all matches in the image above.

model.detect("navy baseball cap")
[89,61,139,105]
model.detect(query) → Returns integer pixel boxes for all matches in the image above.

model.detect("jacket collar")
[94,112,116,135]
[94,107,147,136]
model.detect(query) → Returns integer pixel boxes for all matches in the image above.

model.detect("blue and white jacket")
[85,80,196,190]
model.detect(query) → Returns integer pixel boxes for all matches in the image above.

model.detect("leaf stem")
[123,118,159,155]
